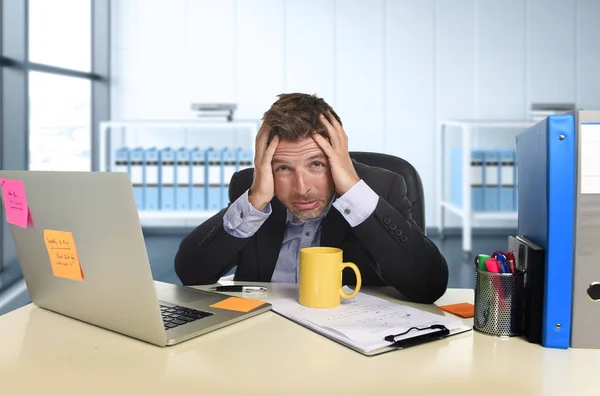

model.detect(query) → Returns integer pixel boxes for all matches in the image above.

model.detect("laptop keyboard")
[160,304,213,330]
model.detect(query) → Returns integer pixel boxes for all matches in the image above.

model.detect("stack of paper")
[267,290,466,355]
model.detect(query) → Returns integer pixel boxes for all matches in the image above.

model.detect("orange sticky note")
[210,297,266,312]
[0,178,33,228]
[43,230,84,281]
[438,302,474,318]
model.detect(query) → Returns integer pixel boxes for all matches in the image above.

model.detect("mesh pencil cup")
[474,269,524,337]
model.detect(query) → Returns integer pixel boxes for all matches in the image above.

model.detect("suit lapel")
[256,199,287,281]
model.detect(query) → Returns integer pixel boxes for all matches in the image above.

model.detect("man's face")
[271,136,335,222]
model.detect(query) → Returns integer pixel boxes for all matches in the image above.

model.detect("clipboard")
[268,292,473,357]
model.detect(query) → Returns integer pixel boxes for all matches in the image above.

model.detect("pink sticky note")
[0,178,33,228]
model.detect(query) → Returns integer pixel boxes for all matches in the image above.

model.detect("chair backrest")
[348,152,425,230]
[229,151,426,230]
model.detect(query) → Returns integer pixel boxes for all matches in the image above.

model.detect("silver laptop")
[0,170,271,346]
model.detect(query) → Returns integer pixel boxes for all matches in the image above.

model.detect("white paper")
[268,289,463,353]
[581,123,600,194]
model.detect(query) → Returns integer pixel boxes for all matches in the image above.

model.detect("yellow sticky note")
[210,297,266,313]
[43,230,84,281]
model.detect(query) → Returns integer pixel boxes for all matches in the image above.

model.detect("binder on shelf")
[483,150,499,211]
[237,148,253,171]
[471,150,484,211]
[144,148,159,210]
[206,148,222,211]
[175,148,191,211]
[113,147,130,175]
[221,147,237,208]
[190,148,206,211]
[130,147,145,210]
[516,113,575,349]
[159,147,175,210]
[499,149,516,212]
[450,149,484,211]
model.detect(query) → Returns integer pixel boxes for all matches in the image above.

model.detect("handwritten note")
[43,230,84,281]
[0,178,33,228]
[210,297,266,312]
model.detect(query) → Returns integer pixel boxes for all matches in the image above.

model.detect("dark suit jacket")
[174,161,449,303]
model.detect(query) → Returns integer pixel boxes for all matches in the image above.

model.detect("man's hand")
[312,112,360,195]
[248,123,279,211]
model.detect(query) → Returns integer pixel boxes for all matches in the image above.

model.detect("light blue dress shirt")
[222,180,379,283]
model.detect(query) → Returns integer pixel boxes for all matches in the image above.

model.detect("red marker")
[507,251,516,273]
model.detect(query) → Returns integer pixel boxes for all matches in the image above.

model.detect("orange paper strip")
[438,302,474,318]
[210,297,266,313]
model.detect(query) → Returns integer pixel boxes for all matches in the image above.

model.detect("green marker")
[476,254,491,271]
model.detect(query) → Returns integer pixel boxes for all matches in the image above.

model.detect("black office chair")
[228,151,426,230]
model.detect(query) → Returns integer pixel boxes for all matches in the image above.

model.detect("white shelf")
[96,119,259,228]
[436,119,531,253]
[440,202,518,221]
[138,210,218,227]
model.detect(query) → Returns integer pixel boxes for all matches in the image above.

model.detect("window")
[28,72,92,171]
[28,0,92,71]
[1,0,109,303]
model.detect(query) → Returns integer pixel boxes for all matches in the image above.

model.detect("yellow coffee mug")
[298,247,362,308]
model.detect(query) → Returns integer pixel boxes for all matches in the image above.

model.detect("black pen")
[211,285,267,293]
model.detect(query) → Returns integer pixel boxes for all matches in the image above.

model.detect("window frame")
[0,0,110,271]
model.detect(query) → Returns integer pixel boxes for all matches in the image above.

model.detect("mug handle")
[339,262,362,299]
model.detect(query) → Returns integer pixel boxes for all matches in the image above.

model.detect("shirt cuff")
[333,179,379,227]
[223,189,272,237]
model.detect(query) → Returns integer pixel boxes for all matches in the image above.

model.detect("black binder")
[508,235,545,344]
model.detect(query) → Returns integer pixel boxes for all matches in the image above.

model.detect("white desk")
[0,281,598,395]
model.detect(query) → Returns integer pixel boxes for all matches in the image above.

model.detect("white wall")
[110,0,600,229]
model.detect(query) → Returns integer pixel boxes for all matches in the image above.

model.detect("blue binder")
[206,148,222,211]
[175,148,191,210]
[221,147,237,208]
[144,148,159,210]
[130,147,145,210]
[113,147,130,175]
[190,148,206,211]
[499,149,516,212]
[483,150,499,211]
[516,114,575,349]
[159,148,175,210]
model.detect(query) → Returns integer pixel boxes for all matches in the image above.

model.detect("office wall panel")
[109,0,600,229]
[527,0,576,104]
[185,1,236,105]
[335,0,385,153]
[576,0,600,110]
[385,0,435,226]
[477,0,527,120]
[235,0,285,119]
[285,0,335,103]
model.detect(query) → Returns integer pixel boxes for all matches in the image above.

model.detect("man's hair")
[262,93,342,142]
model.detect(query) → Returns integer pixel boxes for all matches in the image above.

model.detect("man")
[175,93,448,303]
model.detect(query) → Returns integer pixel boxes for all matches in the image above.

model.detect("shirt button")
[240,212,244,218]
[305,231,311,237]
[344,208,351,215]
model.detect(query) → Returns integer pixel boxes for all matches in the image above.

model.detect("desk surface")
[1,281,598,395]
